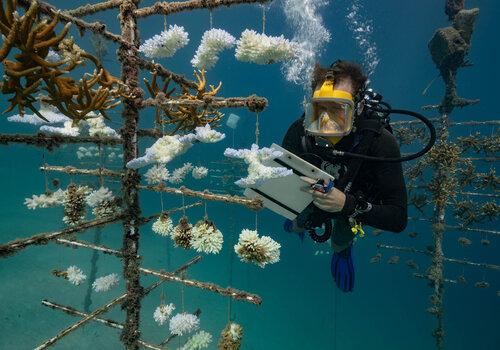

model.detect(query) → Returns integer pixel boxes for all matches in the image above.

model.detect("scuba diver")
[282,60,436,293]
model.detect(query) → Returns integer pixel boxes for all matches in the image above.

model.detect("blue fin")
[330,245,355,292]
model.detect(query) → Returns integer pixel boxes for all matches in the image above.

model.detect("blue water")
[1,0,498,349]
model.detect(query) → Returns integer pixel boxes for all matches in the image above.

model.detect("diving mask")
[304,79,355,137]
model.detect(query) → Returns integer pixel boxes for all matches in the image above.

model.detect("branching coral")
[218,322,243,350]
[169,312,200,336]
[145,164,170,185]
[24,188,66,209]
[224,144,293,187]
[8,99,70,125]
[190,218,223,254]
[126,135,192,169]
[169,163,193,184]
[191,28,236,70]
[86,187,119,219]
[139,25,189,58]
[0,1,124,124]
[192,166,208,179]
[235,29,297,65]
[66,265,87,286]
[234,229,280,268]
[144,69,224,133]
[92,273,119,292]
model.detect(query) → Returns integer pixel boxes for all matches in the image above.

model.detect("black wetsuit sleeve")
[345,130,408,232]
[281,117,305,154]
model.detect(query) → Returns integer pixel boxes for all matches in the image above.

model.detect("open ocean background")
[0,0,498,349]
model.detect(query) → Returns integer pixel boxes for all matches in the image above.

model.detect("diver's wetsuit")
[282,116,408,234]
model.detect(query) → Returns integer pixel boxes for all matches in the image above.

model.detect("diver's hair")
[311,60,368,96]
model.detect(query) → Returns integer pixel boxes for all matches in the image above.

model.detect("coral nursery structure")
[0,0,283,349]
[375,1,498,349]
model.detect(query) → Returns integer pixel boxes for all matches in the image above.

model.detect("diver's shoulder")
[372,128,401,156]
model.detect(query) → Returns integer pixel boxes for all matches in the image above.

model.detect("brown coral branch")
[135,0,270,17]
[140,184,263,210]
[0,214,125,258]
[64,0,124,17]
[40,164,124,178]
[139,267,262,305]
[0,133,122,150]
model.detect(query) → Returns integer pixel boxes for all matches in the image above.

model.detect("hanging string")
[204,200,208,219]
[255,112,260,146]
[98,144,104,187]
[333,286,338,349]
[164,15,167,31]
[181,272,186,312]
[160,192,164,212]
[42,152,49,193]
[160,288,165,305]
[254,211,259,232]
[182,193,186,216]
[209,9,213,29]
[261,5,266,34]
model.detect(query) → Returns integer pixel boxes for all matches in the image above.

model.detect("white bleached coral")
[180,124,225,144]
[145,164,170,185]
[40,120,81,137]
[191,28,236,70]
[234,229,280,268]
[181,330,212,350]
[92,273,119,292]
[152,214,174,237]
[192,166,208,179]
[169,163,193,184]
[24,189,66,209]
[66,265,87,286]
[223,144,292,187]
[126,135,192,169]
[86,115,120,138]
[190,219,223,254]
[86,187,114,208]
[153,303,175,325]
[235,29,298,65]
[139,25,189,58]
[218,322,243,349]
[169,312,200,336]
[8,101,70,125]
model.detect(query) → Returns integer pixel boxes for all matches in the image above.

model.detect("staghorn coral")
[145,69,224,133]
[8,98,70,125]
[192,166,208,179]
[169,162,194,184]
[171,216,194,249]
[218,322,243,350]
[0,1,123,123]
[24,188,66,209]
[66,265,87,286]
[234,229,280,268]
[145,164,170,185]
[126,135,192,169]
[224,144,293,187]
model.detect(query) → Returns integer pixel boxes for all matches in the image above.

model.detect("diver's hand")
[300,176,346,213]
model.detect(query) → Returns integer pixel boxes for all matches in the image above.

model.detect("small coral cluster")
[39,113,120,138]
[63,184,91,226]
[171,216,194,249]
[191,29,236,69]
[139,25,189,58]
[190,218,224,254]
[218,322,243,350]
[169,312,200,336]
[234,229,281,268]
[153,303,175,325]
[224,144,292,187]
[92,273,120,292]
[66,266,87,286]
[180,330,212,350]
[152,213,174,237]
[24,189,66,209]
[86,187,120,219]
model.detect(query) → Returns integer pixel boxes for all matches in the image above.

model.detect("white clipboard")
[243,143,334,220]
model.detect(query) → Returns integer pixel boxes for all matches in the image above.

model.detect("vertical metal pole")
[118,1,143,349]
